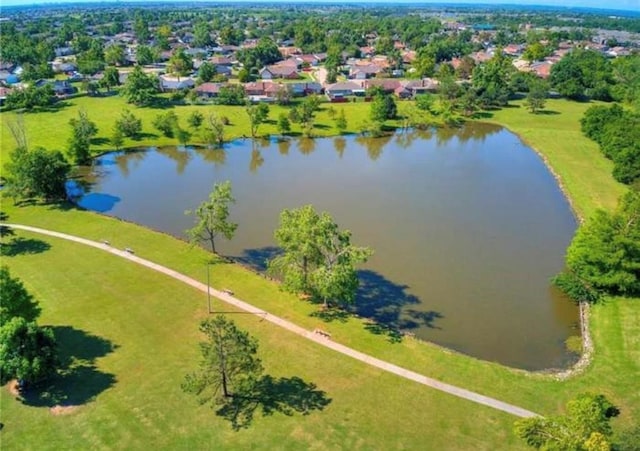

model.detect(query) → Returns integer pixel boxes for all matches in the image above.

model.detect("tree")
[111,126,124,151]
[3,147,70,202]
[67,110,98,165]
[114,109,142,139]
[550,50,613,101]
[335,109,347,133]
[198,61,216,84]
[370,89,397,123]
[182,315,263,404]
[187,111,204,130]
[514,393,618,450]
[167,48,193,78]
[5,84,54,111]
[185,181,238,254]
[0,317,58,388]
[121,65,158,106]
[472,51,514,107]
[277,113,291,137]
[525,79,548,114]
[136,45,158,66]
[268,205,373,308]
[193,20,213,48]
[104,44,125,66]
[217,84,247,106]
[523,42,548,63]
[555,190,640,301]
[0,266,41,327]
[246,102,269,138]
[201,114,225,148]
[100,66,120,91]
[152,111,179,138]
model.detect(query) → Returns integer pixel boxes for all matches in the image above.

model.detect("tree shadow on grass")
[20,326,117,407]
[1,236,51,257]
[90,137,111,146]
[351,269,443,342]
[216,375,331,430]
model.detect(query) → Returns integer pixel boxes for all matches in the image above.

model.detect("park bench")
[222,288,234,296]
[313,328,332,339]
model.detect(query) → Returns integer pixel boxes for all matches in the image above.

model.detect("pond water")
[76,123,579,370]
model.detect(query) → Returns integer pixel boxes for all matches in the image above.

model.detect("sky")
[1,0,639,12]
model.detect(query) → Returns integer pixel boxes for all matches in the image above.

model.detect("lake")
[76,123,579,370]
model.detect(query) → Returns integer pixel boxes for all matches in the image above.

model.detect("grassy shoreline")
[1,97,638,447]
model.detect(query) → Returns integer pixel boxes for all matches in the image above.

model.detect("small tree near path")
[185,181,237,255]
[182,315,263,403]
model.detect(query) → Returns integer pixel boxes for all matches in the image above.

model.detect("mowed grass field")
[1,95,639,448]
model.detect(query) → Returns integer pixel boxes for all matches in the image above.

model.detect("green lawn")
[1,96,638,448]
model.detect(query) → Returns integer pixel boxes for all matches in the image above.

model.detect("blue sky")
[2,0,639,12]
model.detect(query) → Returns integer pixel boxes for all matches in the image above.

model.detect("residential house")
[54,47,74,57]
[364,79,402,94]
[195,82,223,98]
[403,78,439,96]
[259,65,299,80]
[0,86,13,105]
[503,44,523,57]
[530,61,553,79]
[288,82,323,96]
[325,81,362,99]
[159,75,195,91]
[52,80,75,96]
[349,64,384,80]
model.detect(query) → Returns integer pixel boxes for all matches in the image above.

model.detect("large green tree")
[0,317,58,388]
[3,147,70,202]
[472,50,514,107]
[268,205,373,308]
[67,110,98,165]
[167,48,193,77]
[121,65,158,106]
[182,315,263,403]
[0,266,41,326]
[515,393,618,450]
[185,181,238,255]
[555,190,640,301]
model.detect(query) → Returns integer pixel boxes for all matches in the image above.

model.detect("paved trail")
[3,223,539,418]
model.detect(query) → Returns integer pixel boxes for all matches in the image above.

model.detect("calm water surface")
[77,123,579,370]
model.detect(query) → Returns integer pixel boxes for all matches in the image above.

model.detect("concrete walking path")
[3,223,539,418]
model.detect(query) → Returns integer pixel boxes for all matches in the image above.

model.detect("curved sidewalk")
[2,223,539,419]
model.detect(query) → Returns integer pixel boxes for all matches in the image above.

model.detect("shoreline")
[73,120,591,377]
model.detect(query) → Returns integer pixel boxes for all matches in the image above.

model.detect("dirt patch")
[50,405,78,416]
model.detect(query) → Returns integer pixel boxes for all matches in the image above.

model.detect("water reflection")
[76,123,578,370]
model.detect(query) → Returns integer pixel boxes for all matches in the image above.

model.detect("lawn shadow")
[232,246,282,273]
[216,375,331,430]
[536,109,560,115]
[309,307,350,323]
[1,236,51,257]
[352,269,443,342]
[90,137,111,146]
[20,326,117,407]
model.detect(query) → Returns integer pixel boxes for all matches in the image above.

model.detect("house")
[54,47,74,57]
[259,65,299,80]
[530,61,553,79]
[195,82,223,98]
[325,81,361,99]
[365,79,402,93]
[349,64,383,80]
[0,86,13,105]
[210,56,234,66]
[288,82,323,96]
[159,75,195,91]
[244,81,270,96]
[503,44,523,56]
[403,78,439,96]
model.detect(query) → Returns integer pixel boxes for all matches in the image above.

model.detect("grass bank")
[1,97,638,447]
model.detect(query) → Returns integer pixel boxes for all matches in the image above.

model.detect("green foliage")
[0,317,58,387]
[611,54,640,110]
[185,181,237,254]
[100,66,121,91]
[104,44,125,66]
[581,105,640,185]
[472,51,514,107]
[67,110,98,165]
[0,266,41,326]
[182,315,263,403]
[245,102,270,138]
[197,61,216,83]
[334,109,347,133]
[564,191,640,297]
[152,111,179,138]
[216,84,247,106]
[3,147,70,202]
[114,109,142,139]
[136,45,158,66]
[514,394,618,450]
[550,50,613,101]
[525,78,548,114]
[236,37,281,73]
[552,271,602,304]
[5,84,54,111]
[201,114,225,147]
[111,126,124,150]
[187,111,204,130]
[415,94,435,113]
[268,205,373,307]
[121,65,159,106]
[277,113,291,136]
[167,48,193,77]
[370,90,398,123]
